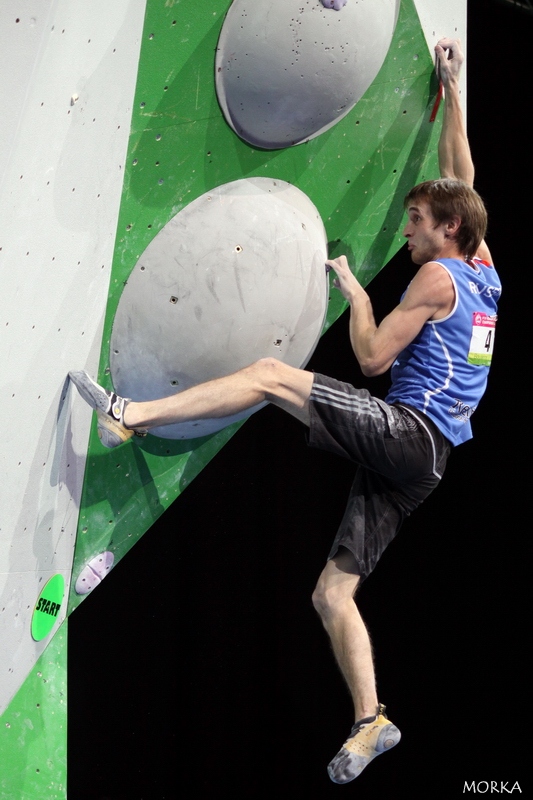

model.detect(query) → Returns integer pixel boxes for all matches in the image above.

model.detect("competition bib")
[468,312,497,366]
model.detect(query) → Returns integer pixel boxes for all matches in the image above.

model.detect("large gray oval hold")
[110,178,328,439]
[216,0,400,149]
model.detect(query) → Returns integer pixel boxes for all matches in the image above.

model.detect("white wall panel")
[414,0,467,114]
[0,0,147,715]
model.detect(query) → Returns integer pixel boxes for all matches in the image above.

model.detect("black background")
[68,1,529,797]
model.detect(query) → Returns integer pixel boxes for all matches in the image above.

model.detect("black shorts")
[308,373,451,581]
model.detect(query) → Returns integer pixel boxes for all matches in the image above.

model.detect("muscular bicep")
[360,262,455,376]
[362,301,435,375]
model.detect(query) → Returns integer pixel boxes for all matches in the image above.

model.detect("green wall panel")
[0,624,67,800]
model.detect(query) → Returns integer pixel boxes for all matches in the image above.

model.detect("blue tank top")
[385,258,501,445]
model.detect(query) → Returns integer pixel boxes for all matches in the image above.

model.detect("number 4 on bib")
[468,312,497,366]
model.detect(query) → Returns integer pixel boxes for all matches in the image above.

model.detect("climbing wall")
[0,0,466,796]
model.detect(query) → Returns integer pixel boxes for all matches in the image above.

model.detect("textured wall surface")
[0,0,466,796]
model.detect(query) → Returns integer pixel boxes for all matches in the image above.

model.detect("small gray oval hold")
[75,552,114,595]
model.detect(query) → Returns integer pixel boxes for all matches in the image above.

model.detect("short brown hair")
[404,178,487,258]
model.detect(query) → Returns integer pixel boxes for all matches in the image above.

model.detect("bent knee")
[312,560,361,619]
[244,357,283,394]
[312,581,347,620]
[252,356,285,373]
[246,357,283,380]
[251,357,309,399]
[311,583,327,617]
[253,357,284,376]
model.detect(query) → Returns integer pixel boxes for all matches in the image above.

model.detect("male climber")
[70,40,500,783]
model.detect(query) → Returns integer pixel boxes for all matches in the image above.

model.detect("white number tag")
[468,312,497,366]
